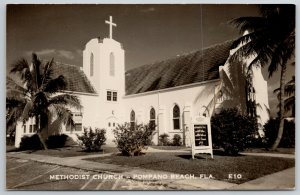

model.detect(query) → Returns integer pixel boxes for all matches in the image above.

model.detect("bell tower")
[83,16,125,99]
[82,16,125,143]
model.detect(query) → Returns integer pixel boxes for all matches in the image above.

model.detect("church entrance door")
[105,116,118,145]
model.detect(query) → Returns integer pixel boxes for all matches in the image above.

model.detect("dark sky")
[6,4,295,117]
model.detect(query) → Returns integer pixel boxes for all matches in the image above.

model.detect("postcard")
[6,4,295,190]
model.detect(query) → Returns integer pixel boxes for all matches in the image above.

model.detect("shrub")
[211,108,257,155]
[158,133,170,146]
[113,123,155,156]
[19,134,43,150]
[264,118,295,148]
[77,127,106,152]
[6,134,15,146]
[65,136,79,147]
[144,123,156,146]
[172,134,182,146]
[46,134,68,149]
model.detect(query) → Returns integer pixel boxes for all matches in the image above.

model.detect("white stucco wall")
[251,66,270,134]
[123,80,219,145]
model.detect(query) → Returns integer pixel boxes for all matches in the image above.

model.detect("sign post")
[190,116,213,159]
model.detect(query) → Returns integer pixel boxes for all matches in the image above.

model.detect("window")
[113,92,117,101]
[75,124,82,131]
[29,125,33,133]
[23,125,26,133]
[109,52,115,76]
[173,105,180,130]
[107,90,117,101]
[69,112,83,132]
[130,110,135,130]
[149,108,156,130]
[90,53,94,76]
[108,122,111,127]
[113,123,115,127]
[107,91,112,101]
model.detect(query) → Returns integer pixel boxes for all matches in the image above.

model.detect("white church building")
[14,16,270,147]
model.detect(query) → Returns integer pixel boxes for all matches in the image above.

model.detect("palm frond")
[229,16,267,34]
[219,69,234,93]
[6,97,26,110]
[21,101,34,122]
[10,58,33,85]
[6,89,29,100]
[6,106,24,133]
[268,45,284,78]
[49,94,82,110]
[273,87,280,95]
[284,76,295,96]
[32,91,49,111]
[10,58,30,74]
[230,31,258,51]
[43,75,66,93]
[31,53,43,90]
[284,96,295,110]
[41,58,54,87]
[52,105,75,128]
[6,76,26,92]
[264,104,271,116]
[255,102,263,111]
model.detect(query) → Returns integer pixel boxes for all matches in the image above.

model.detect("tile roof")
[52,62,96,94]
[125,40,234,95]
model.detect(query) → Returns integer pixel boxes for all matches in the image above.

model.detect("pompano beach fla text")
[49,174,215,180]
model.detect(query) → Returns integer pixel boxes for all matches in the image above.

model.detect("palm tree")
[6,53,82,149]
[196,59,255,119]
[230,5,295,150]
[218,60,249,116]
[274,75,295,117]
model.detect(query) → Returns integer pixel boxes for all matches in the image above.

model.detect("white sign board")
[190,116,213,159]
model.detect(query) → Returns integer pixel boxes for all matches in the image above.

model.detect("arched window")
[90,53,94,76]
[173,105,180,130]
[149,108,156,130]
[130,110,135,130]
[109,52,115,76]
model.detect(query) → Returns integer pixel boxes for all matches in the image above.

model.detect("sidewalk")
[6,150,295,190]
[240,152,295,159]
[231,167,295,190]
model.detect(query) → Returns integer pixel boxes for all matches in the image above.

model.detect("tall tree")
[6,53,82,149]
[274,75,295,117]
[230,5,295,149]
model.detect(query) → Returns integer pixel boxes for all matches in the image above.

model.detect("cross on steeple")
[105,16,117,39]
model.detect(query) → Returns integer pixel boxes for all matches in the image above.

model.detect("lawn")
[244,148,295,154]
[85,151,295,184]
[13,146,119,158]
[150,146,188,150]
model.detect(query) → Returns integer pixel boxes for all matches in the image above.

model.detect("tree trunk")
[37,131,48,150]
[35,115,48,150]
[271,63,287,150]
